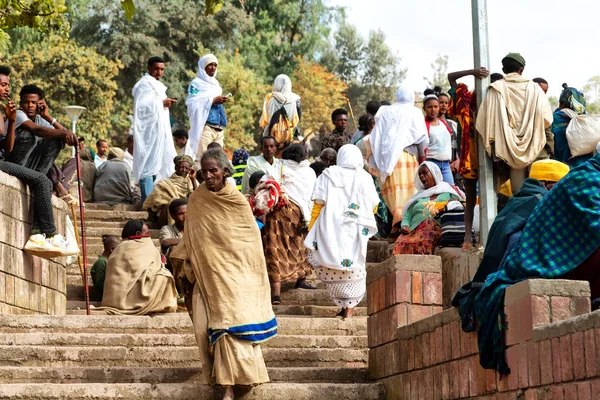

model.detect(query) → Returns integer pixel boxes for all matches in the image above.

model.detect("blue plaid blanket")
[474,153,600,374]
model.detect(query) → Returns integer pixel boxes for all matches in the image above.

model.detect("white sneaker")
[47,234,80,257]
[24,234,63,259]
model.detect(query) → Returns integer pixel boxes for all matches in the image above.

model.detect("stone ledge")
[533,309,600,341]
[367,255,442,285]
[505,279,590,306]
[396,308,460,341]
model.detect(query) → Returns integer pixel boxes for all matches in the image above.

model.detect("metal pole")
[471,0,496,246]
[74,145,91,315]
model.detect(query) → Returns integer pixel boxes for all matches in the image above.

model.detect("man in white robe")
[185,54,229,160]
[132,56,177,203]
[241,136,282,194]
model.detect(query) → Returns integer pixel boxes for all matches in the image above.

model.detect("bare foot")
[223,386,234,400]
[342,307,354,320]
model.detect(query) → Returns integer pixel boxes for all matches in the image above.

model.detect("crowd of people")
[3,49,600,397]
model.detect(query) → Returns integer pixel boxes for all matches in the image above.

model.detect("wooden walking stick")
[74,146,91,315]
[70,203,84,281]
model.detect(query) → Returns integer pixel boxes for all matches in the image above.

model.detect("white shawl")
[262,74,301,135]
[131,74,176,181]
[186,54,223,157]
[305,144,380,271]
[475,73,553,169]
[402,161,464,214]
[266,158,316,224]
[369,86,429,183]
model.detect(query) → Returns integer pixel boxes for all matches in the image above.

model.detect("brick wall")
[368,270,599,399]
[0,171,69,315]
[435,247,483,309]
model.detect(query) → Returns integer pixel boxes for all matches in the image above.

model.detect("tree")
[320,22,364,83]
[424,54,449,92]
[4,35,124,148]
[583,76,600,104]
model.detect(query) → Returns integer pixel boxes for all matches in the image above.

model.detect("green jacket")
[402,192,456,231]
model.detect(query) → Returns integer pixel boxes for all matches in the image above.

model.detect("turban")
[108,147,124,160]
[529,159,570,183]
[174,155,194,166]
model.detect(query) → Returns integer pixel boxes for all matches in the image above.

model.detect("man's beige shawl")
[100,237,177,315]
[142,173,196,214]
[476,73,553,169]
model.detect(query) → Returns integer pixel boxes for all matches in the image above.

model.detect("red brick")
[551,385,564,400]
[422,332,431,367]
[411,271,423,304]
[423,272,442,305]
[367,282,375,315]
[384,272,396,308]
[468,356,479,396]
[505,301,519,346]
[391,341,402,376]
[527,341,540,387]
[564,384,577,400]
[519,296,534,343]
[434,327,443,365]
[459,358,469,398]
[368,348,377,378]
[367,315,376,348]
[507,346,520,390]
[591,380,600,398]
[376,277,386,313]
[525,388,540,400]
[560,335,573,382]
[518,343,529,389]
[475,354,487,395]
[449,360,460,399]
[596,328,600,370]
[460,326,476,357]
[551,337,562,382]
[398,340,408,373]
[442,323,451,363]
[410,370,418,400]
[497,372,509,392]
[407,304,431,324]
[432,366,442,399]
[393,303,407,328]
[414,335,423,369]
[423,368,433,400]
[574,296,591,315]
[551,296,572,322]
[407,338,415,371]
[531,295,550,327]
[539,339,553,385]
[395,270,411,303]
[577,381,592,400]
[572,332,586,380]
[380,308,393,345]
[431,306,442,315]
[584,329,597,378]
[485,368,497,393]
[441,363,450,399]
[450,321,461,359]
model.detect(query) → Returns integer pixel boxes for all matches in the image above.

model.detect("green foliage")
[424,54,449,92]
[120,0,136,21]
[3,35,123,147]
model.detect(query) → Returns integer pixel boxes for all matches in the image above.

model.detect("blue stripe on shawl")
[208,317,278,345]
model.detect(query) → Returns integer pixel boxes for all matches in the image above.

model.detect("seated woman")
[475,154,600,375]
[393,162,464,255]
[143,155,198,226]
[99,220,177,315]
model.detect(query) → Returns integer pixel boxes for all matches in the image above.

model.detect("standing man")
[533,77,554,160]
[95,139,108,167]
[186,54,229,159]
[321,108,350,152]
[132,56,177,203]
[476,53,553,193]
[241,136,281,194]
[123,134,134,171]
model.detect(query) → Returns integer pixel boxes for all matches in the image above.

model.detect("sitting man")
[90,235,120,301]
[94,139,108,167]
[0,66,76,258]
[173,129,195,162]
[318,147,337,168]
[160,198,186,261]
[99,220,177,315]
[241,136,281,194]
[93,148,134,205]
[453,159,570,332]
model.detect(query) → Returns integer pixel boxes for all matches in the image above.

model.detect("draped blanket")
[174,182,277,345]
[142,173,196,214]
[100,237,177,315]
[475,154,600,374]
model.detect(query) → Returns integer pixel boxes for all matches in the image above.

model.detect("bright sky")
[329,0,598,99]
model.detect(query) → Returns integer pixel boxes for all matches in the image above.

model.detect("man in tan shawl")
[142,155,198,226]
[476,53,553,193]
[170,149,275,400]
[100,220,177,315]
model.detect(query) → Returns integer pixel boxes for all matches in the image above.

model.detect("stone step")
[84,203,142,211]
[0,382,385,400]
[84,220,132,228]
[80,210,149,221]
[84,228,161,241]
[0,345,368,368]
[0,332,367,349]
[0,366,369,384]
[0,315,367,336]
[366,240,394,264]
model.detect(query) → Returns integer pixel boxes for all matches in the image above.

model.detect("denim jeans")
[139,175,156,204]
[427,159,455,184]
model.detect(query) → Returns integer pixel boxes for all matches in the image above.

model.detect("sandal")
[295,281,317,290]
[271,296,281,305]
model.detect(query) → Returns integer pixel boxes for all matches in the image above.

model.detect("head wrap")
[395,86,415,104]
[272,74,299,104]
[559,83,586,115]
[197,54,219,80]
[502,53,526,67]
[529,159,570,183]
[232,149,249,166]
[174,155,194,166]
[402,162,464,214]
[108,147,124,160]
[336,144,364,170]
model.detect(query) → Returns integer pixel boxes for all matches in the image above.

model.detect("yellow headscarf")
[529,159,570,182]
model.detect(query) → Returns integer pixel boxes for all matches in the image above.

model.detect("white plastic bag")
[566,114,600,157]
[65,215,80,265]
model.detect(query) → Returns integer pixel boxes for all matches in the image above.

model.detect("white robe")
[265,159,316,224]
[131,74,176,181]
[241,155,281,194]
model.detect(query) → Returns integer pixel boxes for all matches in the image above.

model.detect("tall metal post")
[471,0,496,245]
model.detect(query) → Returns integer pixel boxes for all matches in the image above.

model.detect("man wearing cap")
[93,147,135,205]
[476,53,553,193]
[186,54,229,160]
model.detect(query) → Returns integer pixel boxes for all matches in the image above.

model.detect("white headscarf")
[272,74,300,104]
[368,86,429,183]
[186,54,223,157]
[402,161,464,214]
[262,74,301,135]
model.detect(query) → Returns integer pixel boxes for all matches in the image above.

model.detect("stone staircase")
[0,203,392,399]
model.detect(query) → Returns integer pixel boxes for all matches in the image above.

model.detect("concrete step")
[366,240,393,264]
[0,382,385,400]
[84,228,160,241]
[0,345,367,368]
[80,210,149,221]
[0,366,369,384]
[0,314,367,336]
[84,203,142,211]
[0,332,367,349]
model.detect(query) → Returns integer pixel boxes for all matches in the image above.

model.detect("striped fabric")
[438,210,467,247]
[232,164,247,191]
[208,317,278,345]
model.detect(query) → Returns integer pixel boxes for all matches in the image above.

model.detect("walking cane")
[344,97,357,131]
[70,203,84,281]
[74,145,91,315]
